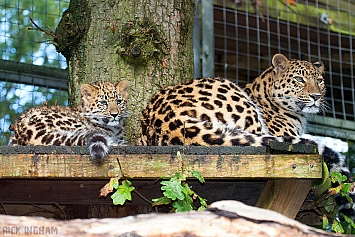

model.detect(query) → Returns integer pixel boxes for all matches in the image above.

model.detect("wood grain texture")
[0,153,322,179]
[0,145,322,220]
[0,179,266,205]
[256,179,312,219]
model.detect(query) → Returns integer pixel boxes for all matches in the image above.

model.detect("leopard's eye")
[117,99,122,104]
[317,78,323,84]
[100,101,108,105]
[294,77,305,83]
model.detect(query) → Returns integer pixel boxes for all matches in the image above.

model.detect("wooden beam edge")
[0,153,323,179]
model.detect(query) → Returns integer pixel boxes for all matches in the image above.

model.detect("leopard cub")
[9,80,129,161]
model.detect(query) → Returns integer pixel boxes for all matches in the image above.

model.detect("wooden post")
[256,179,312,219]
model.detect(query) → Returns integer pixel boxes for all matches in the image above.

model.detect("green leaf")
[111,191,126,205]
[342,214,355,229]
[198,196,208,209]
[332,219,345,234]
[344,193,354,204]
[322,215,329,230]
[331,172,348,184]
[181,182,194,196]
[197,205,207,211]
[174,172,186,181]
[161,178,184,200]
[183,189,193,204]
[111,180,135,205]
[154,171,208,212]
[110,177,120,189]
[331,172,342,183]
[341,183,352,193]
[172,199,194,212]
[152,196,171,206]
[324,197,335,213]
[333,186,341,194]
[192,170,205,183]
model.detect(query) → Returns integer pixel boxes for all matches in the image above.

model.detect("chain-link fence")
[0,0,69,145]
[210,0,355,141]
[2,0,355,145]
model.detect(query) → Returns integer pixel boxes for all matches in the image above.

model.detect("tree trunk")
[0,201,339,237]
[54,0,195,144]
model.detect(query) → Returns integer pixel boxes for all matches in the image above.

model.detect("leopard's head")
[80,80,129,126]
[271,54,326,114]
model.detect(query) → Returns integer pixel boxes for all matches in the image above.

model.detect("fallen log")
[0,200,339,237]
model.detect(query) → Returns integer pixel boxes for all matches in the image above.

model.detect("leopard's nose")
[111,113,118,118]
[310,94,321,102]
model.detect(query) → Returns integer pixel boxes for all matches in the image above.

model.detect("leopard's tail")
[86,133,112,162]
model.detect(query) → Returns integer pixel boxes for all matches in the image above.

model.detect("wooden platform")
[0,143,323,219]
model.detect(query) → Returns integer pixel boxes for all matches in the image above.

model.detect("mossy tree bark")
[55,0,195,144]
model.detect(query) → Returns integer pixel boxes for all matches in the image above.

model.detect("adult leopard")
[140,54,349,177]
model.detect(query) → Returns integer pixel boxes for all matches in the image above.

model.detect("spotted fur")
[244,54,326,137]
[140,54,349,177]
[9,80,129,161]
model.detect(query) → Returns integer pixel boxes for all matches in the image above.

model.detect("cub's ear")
[272,54,289,75]
[313,61,325,74]
[117,80,129,99]
[80,84,97,100]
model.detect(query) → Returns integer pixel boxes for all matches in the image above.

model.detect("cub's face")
[80,80,129,126]
[272,55,326,114]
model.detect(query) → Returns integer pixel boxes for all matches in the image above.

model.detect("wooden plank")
[0,153,322,179]
[0,179,266,205]
[255,179,312,219]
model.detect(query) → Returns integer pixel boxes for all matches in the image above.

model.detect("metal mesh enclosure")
[0,0,69,145]
[0,0,68,66]
[213,0,355,140]
[1,0,355,144]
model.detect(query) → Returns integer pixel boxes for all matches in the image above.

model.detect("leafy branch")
[100,177,135,205]
[152,151,208,212]
[314,169,355,234]
[100,151,208,212]
[99,158,136,205]
[152,171,207,212]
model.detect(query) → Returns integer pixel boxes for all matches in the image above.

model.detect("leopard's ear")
[313,61,325,74]
[117,80,129,99]
[272,54,289,75]
[80,84,97,100]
